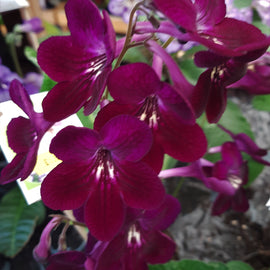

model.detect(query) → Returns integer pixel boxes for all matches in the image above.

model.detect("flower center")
[127,224,142,249]
[84,54,107,78]
[228,174,242,189]
[137,95,160,130]
[94,148,116,183]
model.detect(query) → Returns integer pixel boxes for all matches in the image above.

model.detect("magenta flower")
[33,217,60,264]
[91,195,180,270]
[218,125,270,166]
[159,142,249,215]
[37,0,116,122]
[0,80,53,184]
[95,63,207,168]
[192,50,247,122]
[153,0,270,57]
[41,115,165,241]
[229,52,270,95]
[209,142,249,215]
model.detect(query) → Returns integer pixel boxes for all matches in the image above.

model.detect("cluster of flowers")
[1,0,270,269]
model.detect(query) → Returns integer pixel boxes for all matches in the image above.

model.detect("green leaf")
[162,154,178,171]
[42,20,63,36]
[207,262,228,270]
[233,0,252,8]
[0,186,46,258]
[219,101,253,139]
[226,261,254,270]
[198,101,254,164]
[244,153,264,186]
[252,95,270,112]
[149,260,215,270]
[24,46,39,68]
[40,73,57,92]
[122,46,149,64]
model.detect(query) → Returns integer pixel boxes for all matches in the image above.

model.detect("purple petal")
[141,194,181,231]
[47,251,87,270]
[142,231,176,264]
[141,141,164,173]
[195,0,226,30]
[84,181,125,241]
[9,79,35,118]
[157,83,195,125]
[108,63,162,104]
[65,0,105,50]
[189,69,211,118]
[83,66,111,115]
[38,36,87,82]
[0,153,27,184]
[153,0,197,31]
[192,18,270,57]
[157,113,207,162]
[7,117,35,153]
[206,176,236,196]
[100,115,152,162]
[42,79,93,122]
[116,161,165,209]
[33,217,58,264]
[211,193,232,215]
[221,142,242,169]
[50,126,100,162]
[231,189,249,212]
[41,162,92,210]
[206,83,227,123]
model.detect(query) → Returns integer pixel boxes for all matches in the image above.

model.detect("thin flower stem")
[172,177,185,197]
[114,1,144,69]
[49,214,87,228]
[162,36,175,49]
[9,43,23,77]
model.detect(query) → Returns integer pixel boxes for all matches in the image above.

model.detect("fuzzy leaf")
[226,261,254,270]
[0,186,45,258]
[149,260,214,270]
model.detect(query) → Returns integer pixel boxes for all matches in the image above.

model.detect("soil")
[0,91,270,269]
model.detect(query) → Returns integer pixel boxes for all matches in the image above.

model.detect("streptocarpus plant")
[0,0,270,269]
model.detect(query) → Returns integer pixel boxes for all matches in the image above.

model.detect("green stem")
[113,1,144,69]
[172,177,185,197]
[9,42,23,77]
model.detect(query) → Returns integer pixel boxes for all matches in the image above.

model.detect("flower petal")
[47,251,87,270]
[7,117,35,153]
[50,126,100,162]
[9,79,35,118]
[195,0,226,30]
[108,63,162,104]
[158,111,207,162]
[142,231,176,264]
[231,189,249,212]
[84,181,125,241]
[192,18,270,57]
[65,0,105,50]
[116,161,165,209]
[153,0,197,31]
[211,193,232,215]
[42,79,93,122]
[100,115,152,162]
[37,36,90,82]
[141,194,180,231]
[41,162,91,210]
[0,153,27,184]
